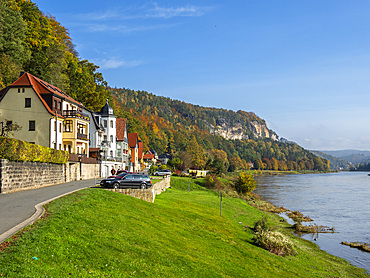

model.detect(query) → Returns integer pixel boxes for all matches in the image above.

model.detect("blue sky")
[34,0,370,151]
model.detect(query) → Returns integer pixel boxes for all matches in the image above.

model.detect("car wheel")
[140,183,147,189]
[113,182,119,189]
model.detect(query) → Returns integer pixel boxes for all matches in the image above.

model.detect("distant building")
[128,132,140,172]
[116,118,129,170]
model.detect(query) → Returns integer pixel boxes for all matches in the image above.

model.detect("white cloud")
[94,58,144,70]
[146,3,208,18]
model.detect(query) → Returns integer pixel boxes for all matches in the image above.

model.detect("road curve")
[0,178,101,243]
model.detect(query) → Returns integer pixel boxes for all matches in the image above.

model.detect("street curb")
[0,187,89,244]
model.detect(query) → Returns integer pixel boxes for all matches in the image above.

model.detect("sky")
[33,0,370,151]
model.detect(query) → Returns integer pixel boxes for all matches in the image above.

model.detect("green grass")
[0,177,368,277]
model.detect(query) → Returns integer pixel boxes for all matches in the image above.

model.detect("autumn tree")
[234,172,257,195]
[186,136,206,169]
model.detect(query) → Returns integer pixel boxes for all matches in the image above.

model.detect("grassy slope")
[0,177,367,277]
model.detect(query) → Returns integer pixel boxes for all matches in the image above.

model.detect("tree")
[210,157,225,175]
[234,172,257,195]
[254,158,263,170]
[0,119,21,137]
[0,0,30,88]
[186,136,205,169]
[167,157,182,171]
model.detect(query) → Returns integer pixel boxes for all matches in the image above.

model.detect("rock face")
[207,117,278,141]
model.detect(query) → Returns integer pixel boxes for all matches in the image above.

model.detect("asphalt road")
[0,178,101,242]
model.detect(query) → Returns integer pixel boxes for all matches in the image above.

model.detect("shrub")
[253,230,297,256]
[233,172,257,195]
[0,137,68,164]
[204,174,220,189]
[252,217,296,256]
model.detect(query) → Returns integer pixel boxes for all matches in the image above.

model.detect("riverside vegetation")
[0,176,368,277]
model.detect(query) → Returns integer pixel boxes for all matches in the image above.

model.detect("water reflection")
[255,171,370,273]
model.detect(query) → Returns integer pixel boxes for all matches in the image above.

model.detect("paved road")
[0,178,101,243]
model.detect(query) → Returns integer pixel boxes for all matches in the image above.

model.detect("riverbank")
[255,171,370,274]
[0,176,367,277]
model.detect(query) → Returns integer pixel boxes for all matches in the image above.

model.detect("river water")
[255,171,370,273]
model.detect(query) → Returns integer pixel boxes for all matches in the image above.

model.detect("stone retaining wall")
[0,159,64,193]
[107,176,171,203]
[0,159,102,194]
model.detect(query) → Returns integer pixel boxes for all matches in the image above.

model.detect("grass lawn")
[0,176,368,277]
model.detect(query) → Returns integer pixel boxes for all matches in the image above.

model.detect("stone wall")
[0,159,64,194]
[0,159,102,194]
[107,176,171,203]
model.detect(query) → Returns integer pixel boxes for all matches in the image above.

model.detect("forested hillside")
[0,0,330,172]
[311,151,351,170]
[110,88,330,172]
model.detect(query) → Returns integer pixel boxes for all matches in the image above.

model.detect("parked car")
[100,173,151,189]
[107,171,129,178]
[153,169,172,176]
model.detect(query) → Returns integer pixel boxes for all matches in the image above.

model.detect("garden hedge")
[0,137,68,164]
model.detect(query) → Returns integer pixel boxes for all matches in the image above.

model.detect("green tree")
[0,0,29,88]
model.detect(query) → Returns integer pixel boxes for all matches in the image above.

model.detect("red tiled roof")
[5,72,84,116]
[116,118,127,141]
[128,133,138,148]
[143,153,155,159]
[138,141,143,159]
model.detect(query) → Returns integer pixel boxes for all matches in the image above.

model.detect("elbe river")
[255,171,369,273]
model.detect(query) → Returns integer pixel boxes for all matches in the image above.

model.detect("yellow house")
[0,72,89,155]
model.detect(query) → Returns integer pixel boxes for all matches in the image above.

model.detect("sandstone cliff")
[206,117,278,141]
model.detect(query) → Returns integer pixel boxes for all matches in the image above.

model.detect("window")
[59,123,62,132]
[104,120,107,128]
[110,120,113,128]
[25,98,31,108]
[29,120,35,131]
[22,88,25,93]
[104,135,107,142]
[110,135,113,142]
[18,88,21,93]
[110,150,113,157]
[78,123,85,134]
[64,120,72,132]
[6,120,12,126]
[59,102,62,111]
[54,100,57,109]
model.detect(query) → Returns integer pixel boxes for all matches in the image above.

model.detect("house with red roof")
[143,152,156,168]
[116,118,129,170]
[128,132,141,172]
[0,72,90,156]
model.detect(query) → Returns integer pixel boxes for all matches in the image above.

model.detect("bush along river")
[255,171,370,273]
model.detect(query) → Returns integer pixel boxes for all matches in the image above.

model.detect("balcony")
[63,110,90,121]
[77,133,88,141]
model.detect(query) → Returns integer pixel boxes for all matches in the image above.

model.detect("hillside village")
[0,72,159,178]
